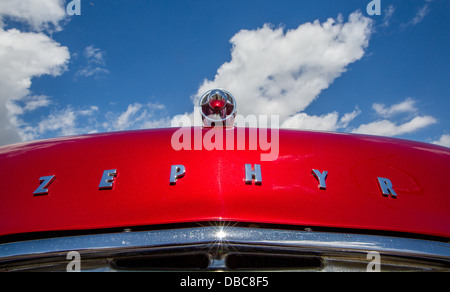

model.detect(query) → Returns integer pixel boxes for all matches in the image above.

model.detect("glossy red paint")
[0,128,449,238]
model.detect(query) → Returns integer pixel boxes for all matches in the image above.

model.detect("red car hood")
[0,128,449,238]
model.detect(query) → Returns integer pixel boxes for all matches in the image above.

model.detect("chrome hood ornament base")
[200,89,237,128]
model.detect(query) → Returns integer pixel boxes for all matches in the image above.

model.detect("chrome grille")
[0,226,449,271]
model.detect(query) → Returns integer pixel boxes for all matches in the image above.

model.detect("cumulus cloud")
[174,12,373,133]
[0,0,66,32]
[0,0,70,145]
[0,28,69,98]
[192,12,373,125]
[352,116,437,137]
[176,12,437,139]
[0,25,70,144]
[0,3,440,145]
[281,107,361,131]
[281,112,340,131]
[0,1,166,144]
[351,98,437,137]
[432,134,450,148]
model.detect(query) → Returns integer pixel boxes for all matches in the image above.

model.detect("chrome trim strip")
[0,227,449,262]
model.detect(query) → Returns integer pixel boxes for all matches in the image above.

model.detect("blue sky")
[0,0,449,147]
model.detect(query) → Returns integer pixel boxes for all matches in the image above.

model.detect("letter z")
[33,175,56,196]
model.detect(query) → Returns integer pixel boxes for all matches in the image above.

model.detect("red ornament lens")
[209,99,226,110]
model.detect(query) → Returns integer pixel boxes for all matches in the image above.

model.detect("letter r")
[377,177,398,197]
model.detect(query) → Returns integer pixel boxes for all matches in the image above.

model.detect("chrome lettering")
[312,169,328,190]
[99,169,117,190]
[33,175,56,196]
[30,165,402,200]
[170,165,186,185]
[377,177,397,197]
[245,164,262,185]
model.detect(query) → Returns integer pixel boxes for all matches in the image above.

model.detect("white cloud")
[4,95,52,140]
[17,105,99,141]
[372,98,417,118]
[14,101,171,141]
[171,11,438,141]
[351,98,437,137]
[403,1,433,27]
[352,115,437,137]
[0,0,75,145]
[191,12,373,124]
[0,28,69,99]
[113,103,144,131]
[37,107,94,136]
[76,45,110,78]
[0,26,70,145]
[281,112,340,131]
[76,66,110,78]
[339,107,362,128]
[381,5,395,27]
[411,4,431,25]
[281,107,361,131]
[0,3,440,145]
[432,134,450,148]
[0,0,66,32]
[84,45,106,65]
[21,95,52,112]
[105,102,171,132]
[178,12,442,139]
[174,12,372,133]
[8,95,52,116]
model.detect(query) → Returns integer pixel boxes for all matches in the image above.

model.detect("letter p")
[170,165,186,185]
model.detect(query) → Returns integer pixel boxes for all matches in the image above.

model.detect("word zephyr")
[33,164,398,198]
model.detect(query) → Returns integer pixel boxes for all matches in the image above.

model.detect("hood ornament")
[200,89,237,127]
